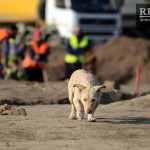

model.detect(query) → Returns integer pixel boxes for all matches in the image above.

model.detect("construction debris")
[0,104,27,116]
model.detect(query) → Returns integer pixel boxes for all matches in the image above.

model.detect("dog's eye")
[91,99,95,102]
[83,99,87,102]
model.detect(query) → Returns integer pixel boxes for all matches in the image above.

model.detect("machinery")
[0,0,121,43]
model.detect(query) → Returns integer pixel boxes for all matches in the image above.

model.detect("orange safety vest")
[22,40,48,70]
[0,29,9,42]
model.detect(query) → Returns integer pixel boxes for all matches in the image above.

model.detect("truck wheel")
[37,0,45,21]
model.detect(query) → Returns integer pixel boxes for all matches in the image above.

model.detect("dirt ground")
[0,36,150,150]
[0,94,150,150]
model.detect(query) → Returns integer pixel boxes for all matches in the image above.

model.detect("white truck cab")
[45,0,121,42]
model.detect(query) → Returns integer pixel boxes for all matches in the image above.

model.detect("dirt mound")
[0,80,68,105]
[0,80,149,105]
[47,37,150,84]
[47,47,65,80]
[105,94,150,108]
[93,36,150,84]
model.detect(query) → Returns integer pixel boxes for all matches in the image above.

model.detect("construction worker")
[22,29,50,82]
[0,28,9,77]
[5,59,23,81]
[60,26,91,80]
[0,25,18,78]
[16,30,31,60]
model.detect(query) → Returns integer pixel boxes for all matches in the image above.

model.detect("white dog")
[68,69,106,122]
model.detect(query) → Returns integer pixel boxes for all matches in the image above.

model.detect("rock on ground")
[0,104,27,116]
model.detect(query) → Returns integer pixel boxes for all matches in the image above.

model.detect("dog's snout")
[87,109,92,114]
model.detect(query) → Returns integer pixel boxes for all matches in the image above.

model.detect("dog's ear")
[73,84,86,91]
[94,85,106,92]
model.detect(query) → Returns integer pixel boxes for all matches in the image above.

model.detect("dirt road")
[0,95,150,150]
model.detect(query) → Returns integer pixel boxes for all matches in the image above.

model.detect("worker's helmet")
[33,29,42,38]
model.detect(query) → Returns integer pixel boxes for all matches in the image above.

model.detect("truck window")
[71,0,119,13]
[56,0,65,8]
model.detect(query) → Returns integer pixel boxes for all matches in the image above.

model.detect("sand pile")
[93,36,150,84]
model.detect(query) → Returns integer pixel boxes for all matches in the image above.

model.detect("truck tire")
[37,0,45,21]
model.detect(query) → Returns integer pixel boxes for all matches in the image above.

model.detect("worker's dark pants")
[0,63,3,78]
[60,62,81,80]
[23,67,44,82]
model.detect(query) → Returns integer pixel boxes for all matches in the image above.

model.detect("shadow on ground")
[97,117,150,125]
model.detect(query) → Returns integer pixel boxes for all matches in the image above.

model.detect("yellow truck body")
[0,0,40,23]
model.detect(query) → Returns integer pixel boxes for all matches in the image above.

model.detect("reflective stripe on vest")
[65,35,89,63]
[22,55,46,70]
[69,35,88,49]
[6,68,12,75]
[78,55,90,64]
[6,68,23,80]
[65,54,78,64]
[8,38,19,67]
[25,41,29,46]
[22,40,48,69]
[65,53,90,64]
[17,71,23,80]
[22,55,37,68]
[9,38,15,44]
[30,40,48,54]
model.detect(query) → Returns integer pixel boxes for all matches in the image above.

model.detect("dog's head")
[73,84,106,114]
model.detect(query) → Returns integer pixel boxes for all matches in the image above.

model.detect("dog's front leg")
[73,98,84,120]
